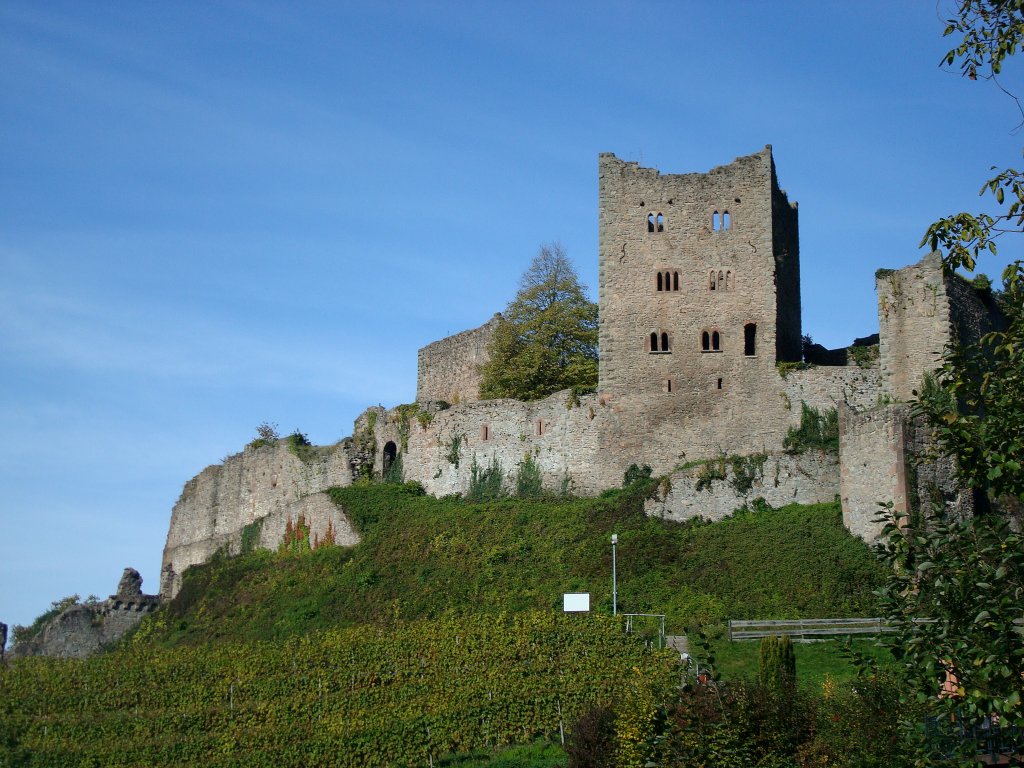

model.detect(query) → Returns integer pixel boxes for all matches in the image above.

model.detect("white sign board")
[563,593,590,612]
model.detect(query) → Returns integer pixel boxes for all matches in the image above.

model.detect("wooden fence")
[728,617,896,642]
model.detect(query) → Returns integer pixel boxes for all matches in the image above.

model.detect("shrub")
[383,453,404,484]
[467,456,505,502]
[247,421,280,450]
[515,453,543,498]
[566,706,617,768]
[758,634,796,692]
[622,463,652,488]
[783,403,839,454]
[287,429,319,463]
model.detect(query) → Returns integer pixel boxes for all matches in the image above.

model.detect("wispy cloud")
[0,248,414,404]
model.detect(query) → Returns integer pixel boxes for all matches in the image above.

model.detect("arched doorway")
[382,441,397,473]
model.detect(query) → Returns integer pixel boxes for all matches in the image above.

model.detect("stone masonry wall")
[839,403,910,543]
[593,149,806,474]
[10,568,160,659]
[416,314,501,405]
[160,440,358,597]
[904,413,975,523]
[783,364,882,414]
[877,253,952,401]
[646,451,839,523]
[878,252,1003,402]
[362,390,614,497]
[771,158,802,362]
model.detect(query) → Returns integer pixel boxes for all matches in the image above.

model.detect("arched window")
[709,271,717,291]
[673,271,679,291]
[726,270,733,290]
[656,213,664,232]
[718,270,724,289]
[712,330,721,351]
[647,214,655,232]
[657,272,663,291]
[701,331,710,351]
[744,323,757,356]
[712,211,721,231]
[661,332,670,351]
[723,210,731,230]
[650,331,658,351]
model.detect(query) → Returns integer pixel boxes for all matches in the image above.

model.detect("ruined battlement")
[416,313,501,405]
[877,252,1004,401]
[9,568,162,659]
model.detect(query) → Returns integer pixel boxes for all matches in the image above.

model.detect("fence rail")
[728,617,896,641]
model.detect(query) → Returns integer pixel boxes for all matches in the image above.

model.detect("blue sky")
[1,1,1020,635]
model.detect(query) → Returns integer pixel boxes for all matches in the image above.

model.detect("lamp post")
[611,533,618,616]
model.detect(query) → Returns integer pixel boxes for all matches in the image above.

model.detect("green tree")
[479,243,598,401]
[757,634,796,693]
[877,2,1024,755]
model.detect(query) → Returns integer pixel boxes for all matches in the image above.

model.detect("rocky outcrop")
[9,568,160,659]
[160,439,360,598]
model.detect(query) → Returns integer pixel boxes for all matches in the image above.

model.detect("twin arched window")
[647,212,665,233]
[712,210,731,231]
[648,331,671,353]
[656,270,680,291]
[701,329,721,352]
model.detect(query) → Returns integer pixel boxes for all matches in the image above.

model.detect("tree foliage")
[875,506,1024,754]
[479,244,598,401]
[878,2,1024,754]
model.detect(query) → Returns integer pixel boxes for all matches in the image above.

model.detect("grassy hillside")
[138,483,884,648]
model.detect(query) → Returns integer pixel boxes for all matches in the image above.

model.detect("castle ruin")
[159,148,1001,599]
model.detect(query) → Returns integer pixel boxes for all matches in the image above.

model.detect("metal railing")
[622,613,666,649]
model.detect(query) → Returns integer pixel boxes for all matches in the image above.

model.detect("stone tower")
[594,148,802,470]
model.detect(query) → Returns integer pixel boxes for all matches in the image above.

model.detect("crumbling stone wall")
[646,451,839,523]
[361,390,613,496]
[782,365,882,414]
[416,314,501,405]
[838,403,910,543]
[160,440,359,597]
[903,413,975,523]
[9,568,160,659]
[839,402,976,543]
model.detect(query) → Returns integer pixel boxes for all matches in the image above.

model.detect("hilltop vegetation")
[2,484,897,767]
[135,483,884,648]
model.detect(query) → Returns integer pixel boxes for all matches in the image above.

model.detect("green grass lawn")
[709,635,896,690]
